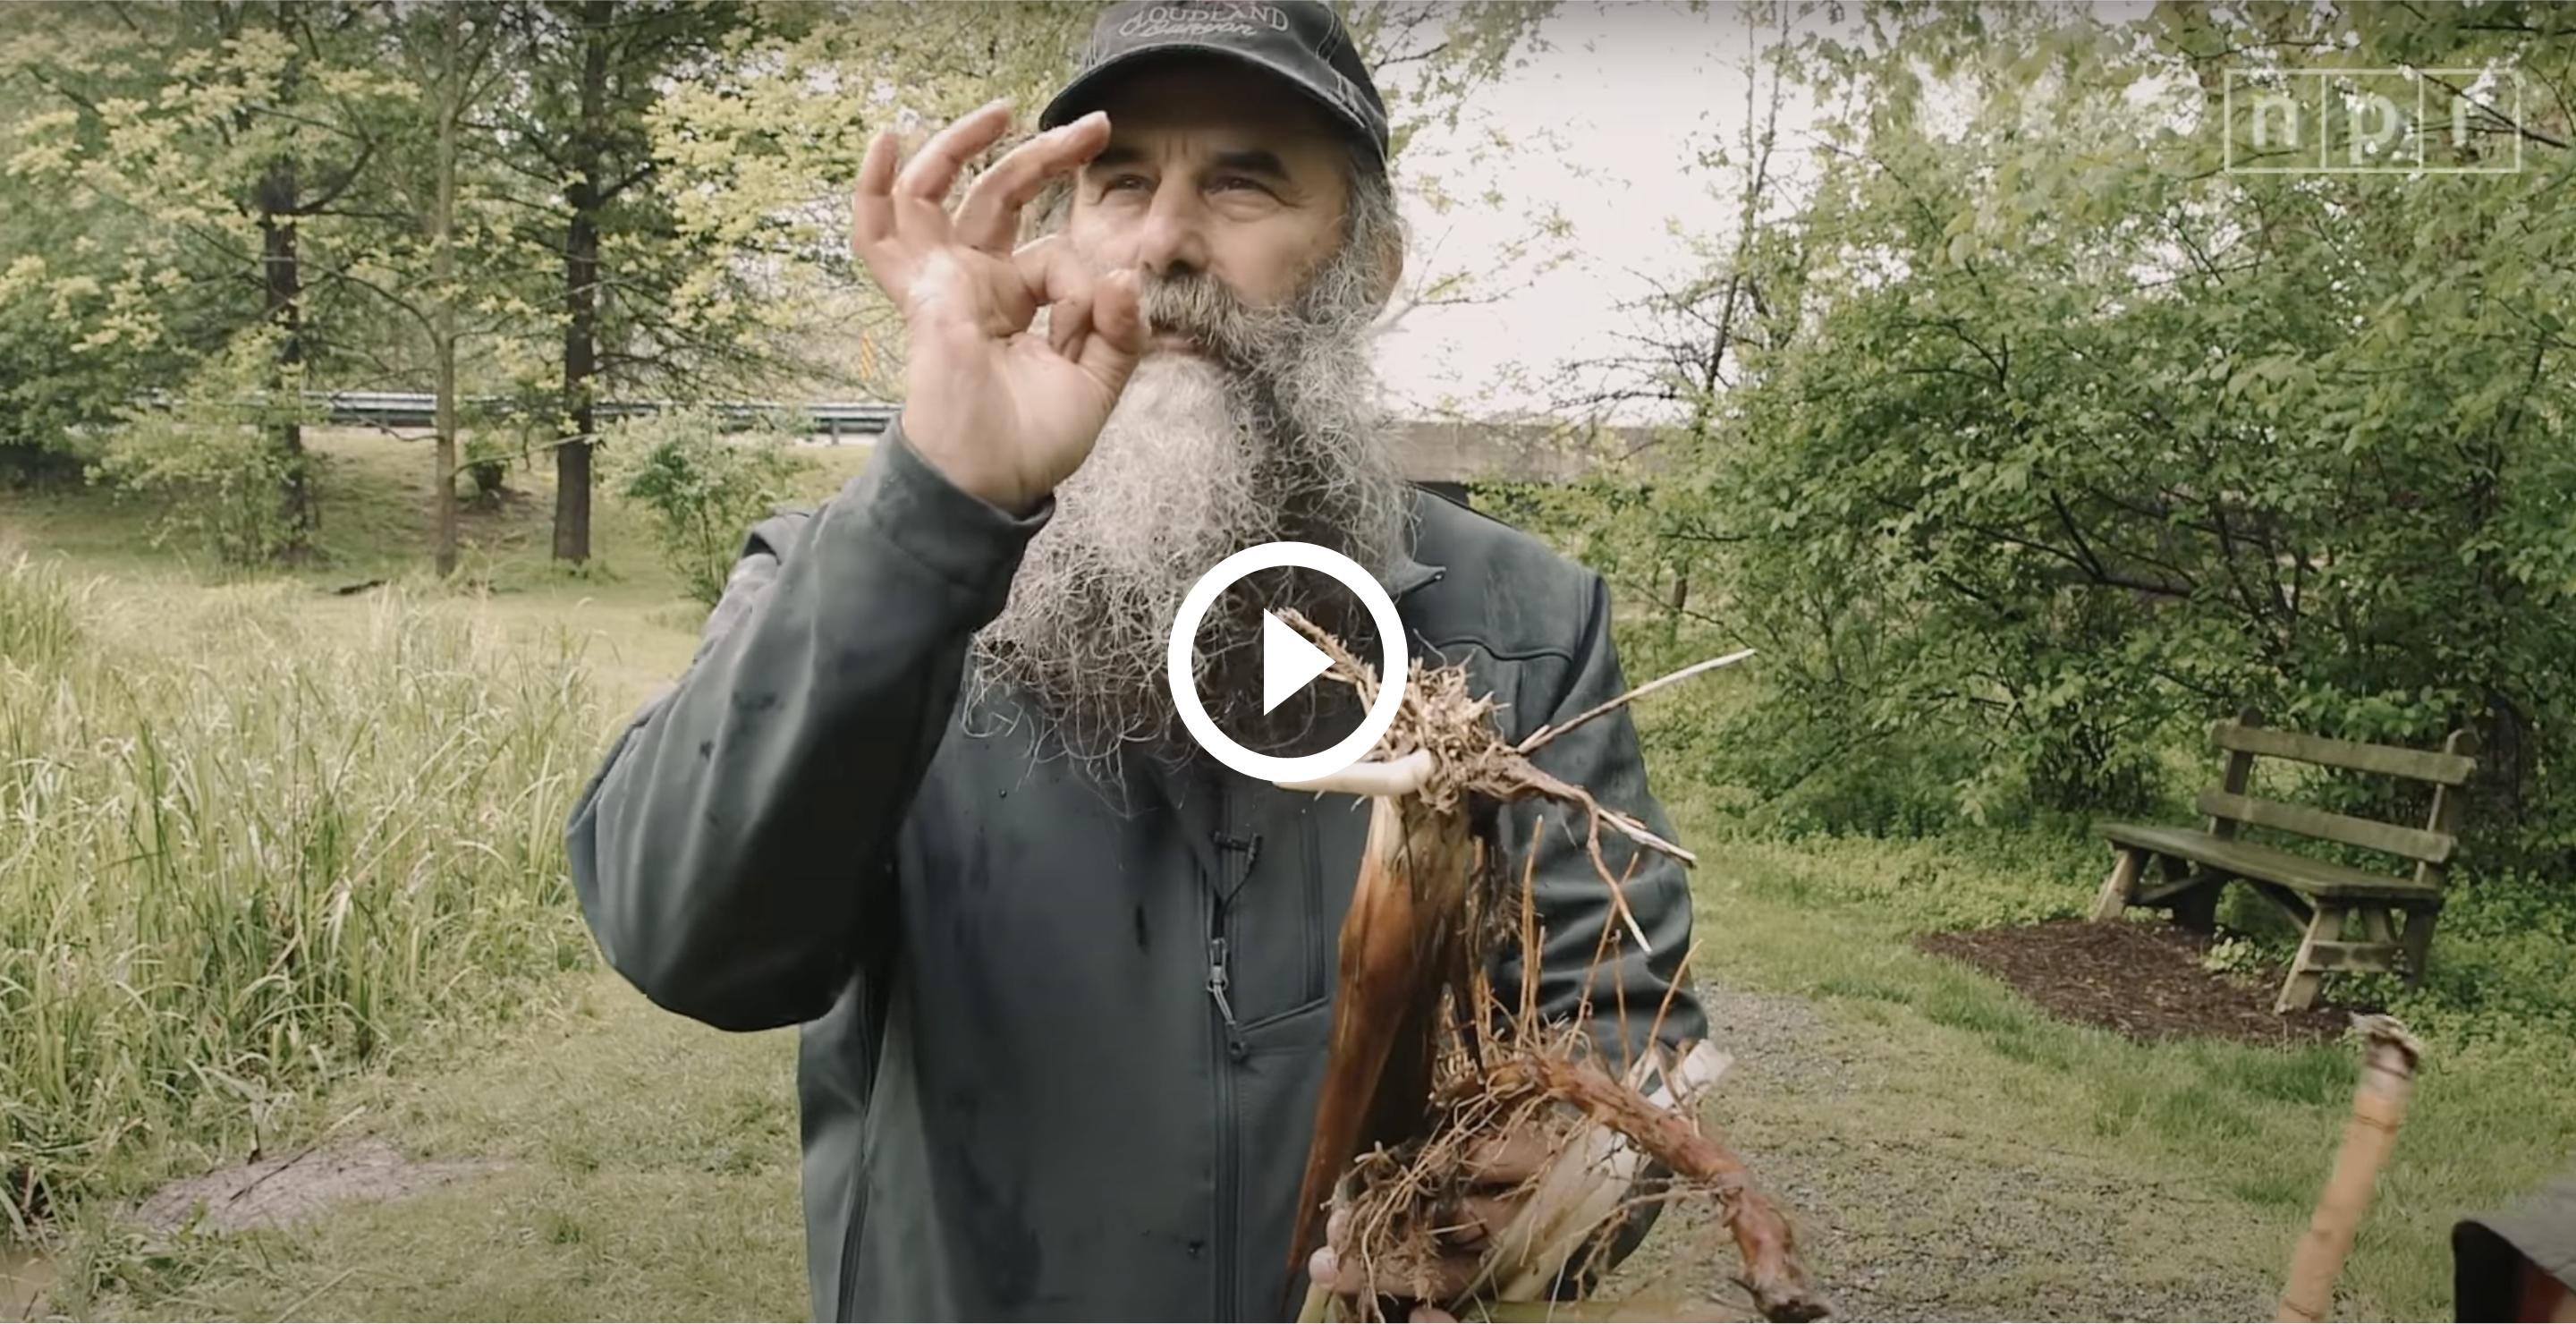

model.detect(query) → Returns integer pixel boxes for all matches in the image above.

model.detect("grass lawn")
[6,429,2571,1322]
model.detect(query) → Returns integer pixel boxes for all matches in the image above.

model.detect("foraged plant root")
[1275,613,1822,1324]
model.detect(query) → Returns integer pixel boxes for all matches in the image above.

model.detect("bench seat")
[2096,823,2442,904]
[2087,713,2478,1014]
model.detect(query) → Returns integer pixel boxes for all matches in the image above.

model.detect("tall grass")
[0,554,606,1226]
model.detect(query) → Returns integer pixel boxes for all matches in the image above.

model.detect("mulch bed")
[1912,916,2371,1047]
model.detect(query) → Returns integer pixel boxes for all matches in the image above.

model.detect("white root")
[1278,749,1437,799]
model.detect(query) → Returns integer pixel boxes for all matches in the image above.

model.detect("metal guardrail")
[300,391,1662,483]
[312,390,900,440]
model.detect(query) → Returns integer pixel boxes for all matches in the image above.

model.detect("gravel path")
[1597,983,2287,1322]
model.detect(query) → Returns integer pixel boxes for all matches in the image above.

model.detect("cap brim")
[2456,1218,2527,1321]
[2454,1175,2576,1322]
[1038,44,1385,166]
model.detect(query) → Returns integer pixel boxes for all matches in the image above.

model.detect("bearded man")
[565,3,1714,1321]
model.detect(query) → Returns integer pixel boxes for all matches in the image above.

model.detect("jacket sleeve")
[564,424,1049,1032]
[1495,571,1711,1075]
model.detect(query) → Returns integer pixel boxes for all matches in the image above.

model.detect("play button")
[1165,540,1409,784]
[1261,611,1334,715]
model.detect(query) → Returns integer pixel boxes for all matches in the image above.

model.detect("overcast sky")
[1370,2,1822,425]
[1368,1,2182,425]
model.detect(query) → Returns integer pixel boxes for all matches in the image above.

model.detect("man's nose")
[1133,179,1211,279]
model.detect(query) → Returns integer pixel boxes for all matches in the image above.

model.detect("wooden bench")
[2089,713,2480,1014]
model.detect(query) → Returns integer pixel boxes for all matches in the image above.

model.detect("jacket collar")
[1381,494,1450,602]
[1382,544,1445,602]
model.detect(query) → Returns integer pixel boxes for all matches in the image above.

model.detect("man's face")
[1060,60,1367,324]
[968,59,1412,785]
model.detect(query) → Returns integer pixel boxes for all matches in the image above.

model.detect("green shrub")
[83,334,321,569]
[602,407,817,607]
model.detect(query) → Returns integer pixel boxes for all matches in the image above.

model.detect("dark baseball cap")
[2454,1165,2576,1321]
[1038,0,1390,168]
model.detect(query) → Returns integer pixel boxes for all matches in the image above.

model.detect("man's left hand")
[1304,1126,1557,1322]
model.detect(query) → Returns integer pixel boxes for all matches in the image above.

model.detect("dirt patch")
[130,1139,509,1236]
[1596,977,2288,1322]
[1911,917,2363,1047]
[2,1242,55,1323]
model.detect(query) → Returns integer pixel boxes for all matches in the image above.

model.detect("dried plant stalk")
[1273,612,1820,1324]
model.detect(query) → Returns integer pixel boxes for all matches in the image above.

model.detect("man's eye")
[1104,174,1151,193]
[1213,176,1267,193]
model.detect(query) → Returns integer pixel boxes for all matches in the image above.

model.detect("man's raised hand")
[851,99,1147,515]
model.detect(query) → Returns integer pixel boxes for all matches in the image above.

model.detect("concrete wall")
[1388,418,1669,487]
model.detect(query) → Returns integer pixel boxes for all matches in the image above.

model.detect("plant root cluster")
[1278,612,1826,1324]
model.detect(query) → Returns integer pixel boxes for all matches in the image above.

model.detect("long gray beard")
[965,278,1414,785]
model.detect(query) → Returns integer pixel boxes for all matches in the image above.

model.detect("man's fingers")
[894,98,1014,208]
[1075,267,1147,385]
[852,130,899,258]
[1312,1243,1374,1298]
[1462,1125,1554,1184]
[1046,293,1092,359]
[1013,237,1143,387]
[954,109,1108,252]
[1454,1192,1522,1248]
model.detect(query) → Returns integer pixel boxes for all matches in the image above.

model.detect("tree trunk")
[255,0,316,563]
[258,164,315,562]
[552,0,611,565]
[431,10,461,581]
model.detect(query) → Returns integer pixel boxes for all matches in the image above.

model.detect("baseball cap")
[1038,0,1391,169]
[2454,1164,2576,1321]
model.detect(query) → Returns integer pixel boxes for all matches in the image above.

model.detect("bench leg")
[2092,847,2144,921]
[2165,857,2221,934]
[2276,902,2347,1015]
[2398,906,2439,984]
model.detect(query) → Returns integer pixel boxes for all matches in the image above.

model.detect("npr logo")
[2223,67,2524,174]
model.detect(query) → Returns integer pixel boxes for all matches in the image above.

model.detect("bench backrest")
[2201,714,2481,890]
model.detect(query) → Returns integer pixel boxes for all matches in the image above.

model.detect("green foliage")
[0,560,605,1225]
[1593,3,2576,861]
[602,408,817,607]
[1,0,1559,566]
[84,336,324,569]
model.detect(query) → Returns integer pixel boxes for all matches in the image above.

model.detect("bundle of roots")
[1273,612,1827,1324]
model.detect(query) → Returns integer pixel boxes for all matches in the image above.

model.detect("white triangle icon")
[1261,612,1333,715]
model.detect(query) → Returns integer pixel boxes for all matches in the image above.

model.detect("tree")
[372,0,515,578]
[0,7,218,486]
[641,0,1567,431]
[1588,0,2576,853]
[479,0,783,566]
[4,0,403,560]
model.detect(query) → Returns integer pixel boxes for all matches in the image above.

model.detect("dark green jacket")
[564,425,1708,1322]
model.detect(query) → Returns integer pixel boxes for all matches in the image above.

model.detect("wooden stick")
[2276,1015,2424,1324]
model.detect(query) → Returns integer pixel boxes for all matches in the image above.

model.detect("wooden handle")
[2275,1016,2423,1323]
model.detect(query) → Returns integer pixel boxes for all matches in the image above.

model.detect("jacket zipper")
[836,1176,867,1322]
[1208,785,1246,1320]
[1302,811,1326,1005]
[835,978,883,1323]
